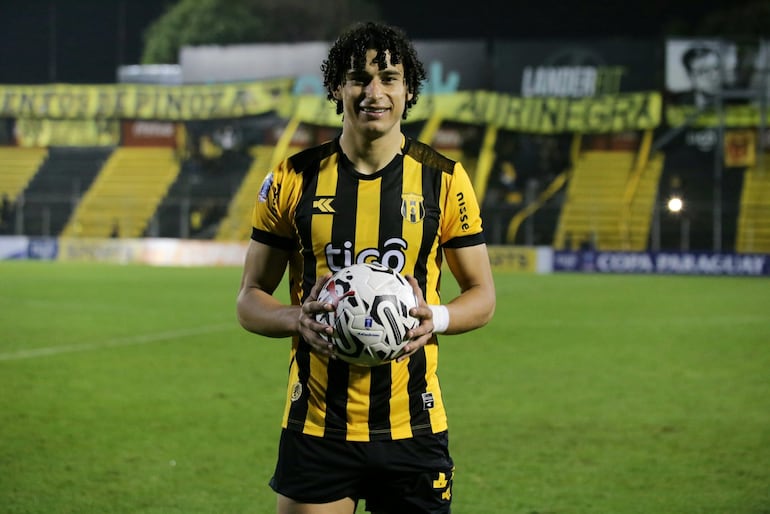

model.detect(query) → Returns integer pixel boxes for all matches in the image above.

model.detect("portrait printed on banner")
[665,39,738,108]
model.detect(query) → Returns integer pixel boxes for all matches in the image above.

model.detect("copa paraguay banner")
[554,250,770,276]
[0,79,292,120]
[289,91,661,133]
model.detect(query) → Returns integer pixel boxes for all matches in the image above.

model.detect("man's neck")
[338,129,404,175]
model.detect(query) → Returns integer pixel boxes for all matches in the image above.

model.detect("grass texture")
[1,261,768,513]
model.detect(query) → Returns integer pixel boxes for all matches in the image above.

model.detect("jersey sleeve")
[441,162,486,248]
[251,161,298,251]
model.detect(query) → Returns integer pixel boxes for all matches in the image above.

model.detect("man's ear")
[332,86,342,100]
[407,90,414,103]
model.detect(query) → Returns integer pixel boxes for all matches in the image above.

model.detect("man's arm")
[398,243,496,360]
[441,243,496,334]
[236,240,335,356]
[236,240,298,337]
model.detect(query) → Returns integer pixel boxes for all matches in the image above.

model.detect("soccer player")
[236,21,496,514]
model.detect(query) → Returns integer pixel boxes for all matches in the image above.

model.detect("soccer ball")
[315,262,419,367]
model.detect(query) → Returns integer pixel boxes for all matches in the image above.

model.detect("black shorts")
[270,429,455,513]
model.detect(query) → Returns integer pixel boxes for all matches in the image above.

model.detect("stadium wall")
[2,236,767,276]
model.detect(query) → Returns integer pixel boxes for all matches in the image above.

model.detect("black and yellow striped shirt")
[252,136,485,442]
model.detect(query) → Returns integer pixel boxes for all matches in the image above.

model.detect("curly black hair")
[321,21,427,120]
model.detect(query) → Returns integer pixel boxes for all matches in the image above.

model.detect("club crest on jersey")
[401,193,425,223]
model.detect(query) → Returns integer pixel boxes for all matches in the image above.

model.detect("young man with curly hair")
[237,21,496,514]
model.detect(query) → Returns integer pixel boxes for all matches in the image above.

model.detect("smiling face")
[334,49,414,140]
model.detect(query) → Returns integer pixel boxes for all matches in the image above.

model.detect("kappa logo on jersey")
[401,192,425,223]
[313,197,335,213]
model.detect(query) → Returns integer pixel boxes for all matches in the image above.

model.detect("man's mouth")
[360,106,389,114]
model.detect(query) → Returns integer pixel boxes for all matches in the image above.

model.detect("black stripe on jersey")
[407,346,431,432]
[288,140,337,174]
[289,342,312,430]
[404,139,456,176]
[415,161,443,293]
[286,143,333,431]
[365,158,406,436]
[321,158,360,437]
[443,232,487,248]
[251,227,296,251]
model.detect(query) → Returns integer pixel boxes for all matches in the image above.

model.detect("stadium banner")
[1,79,659,132]
[0,236,58,260]
[289,91,661,133]
[492,39,659,95]
[487,245,552,273]
[14,119,120,147]
[141,239,249,266]
[553,250,770,276]
[664,38,770,128]
[121,120,178,147]
[2,237,557,272]
[0,79,292,120]
[0,236,35,259]
[57,238,144,264]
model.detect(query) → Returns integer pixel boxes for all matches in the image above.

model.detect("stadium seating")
[215,145,275,241]
[150,150,252,238]
[0,146,48,203]
[554,149,663,251]
[15,147,112,236]
[61,147,179,238]
[736,158,770,253]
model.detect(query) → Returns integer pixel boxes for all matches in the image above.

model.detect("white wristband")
[428,305,450,334]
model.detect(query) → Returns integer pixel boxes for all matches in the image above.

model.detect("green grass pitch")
[1,261,768,513]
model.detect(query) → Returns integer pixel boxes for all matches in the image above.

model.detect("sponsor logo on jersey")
[422,391,435,410]
[456,191,470,231]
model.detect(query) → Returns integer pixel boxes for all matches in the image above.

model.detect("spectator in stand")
[1,194,14,234]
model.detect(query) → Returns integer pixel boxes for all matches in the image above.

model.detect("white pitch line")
[0,323,235,362]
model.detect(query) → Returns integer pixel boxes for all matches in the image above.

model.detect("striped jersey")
[251,136,485,442]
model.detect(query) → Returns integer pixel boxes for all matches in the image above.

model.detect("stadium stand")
[0,147,48,204]
[215,145,277,241]
[61,147,179,238]
[16,147,112,237]
[736,158,770,253]
[150,149,252,239]
[554,146,663,251]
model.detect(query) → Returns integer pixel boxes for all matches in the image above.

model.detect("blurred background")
[0,0,769,270]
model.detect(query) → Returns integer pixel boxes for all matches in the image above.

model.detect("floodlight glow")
[667,196,684,213]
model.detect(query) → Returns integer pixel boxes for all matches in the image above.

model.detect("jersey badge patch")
[290,381,303,402]
[421,391,435,410]
[401,193,425,223]
[258,172,274,203]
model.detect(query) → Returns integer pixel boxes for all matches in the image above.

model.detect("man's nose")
[365,79,383,98]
